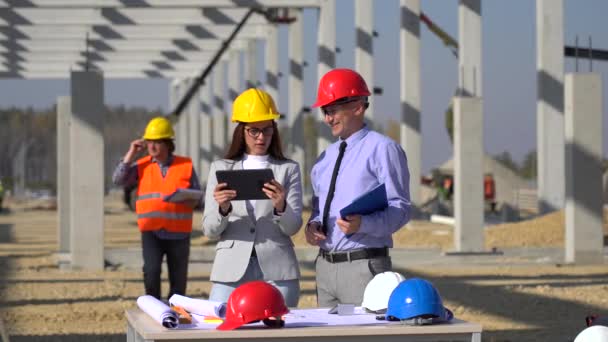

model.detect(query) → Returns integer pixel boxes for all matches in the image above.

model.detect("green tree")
[494,151,519,173]
[520,150,537,180]
[445,103,454,144]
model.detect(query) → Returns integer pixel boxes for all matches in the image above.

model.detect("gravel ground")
[0,195,606,342]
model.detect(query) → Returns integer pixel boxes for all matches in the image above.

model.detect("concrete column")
[245,39,258,89]
[536,0,565,213]
[458,0,482,96]
[265,25,280,109]
[288,8,305,179]
[188,78,200,170]
[169,79,184,156]
[453,97,484,252]
[168,79,179,114]
[400,0,421,206]
[355,0,375,117]
[12,143,26,197]
[177,79,190,156]
[69,71,104,270]
[56,96,71,257]
[227,49,241,135]
[564,73,604,264]
[212,63,227,159]
[199,82,213,185]
[317,0,337,152]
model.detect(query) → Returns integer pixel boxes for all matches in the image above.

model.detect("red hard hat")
[216,281,289,330]
[312,68,371,108]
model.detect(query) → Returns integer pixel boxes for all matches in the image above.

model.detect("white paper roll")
[169,294,227,318]
[137,295,179,329]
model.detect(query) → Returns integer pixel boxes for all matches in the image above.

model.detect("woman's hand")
[214,183,236,215]
[263,179,286,213]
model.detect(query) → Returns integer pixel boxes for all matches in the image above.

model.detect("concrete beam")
[0,24,269,40]
[176,78,190,156]
[69,70,104,270]
[169,79,183,154]
[0,39,224,52]
[0,51,214,63]
[564,73,604,264]
[264,24,280,109]
[56,96,71,256]
[400,0,421,206]
[199,82,213,185]
[288,8,305,181]
[188,78,200,173]
[244,39,258,89]
[212,63,227,159]
[0,70,205,79]
[227,49,241,134]
[0,61,212,71]
[536,0,565,213]
[316,0,336,152]
[453,97,484,252]
[458,0,482,96]
[354,0,374,117]
[0,8,269,25]
[0,0,321,8]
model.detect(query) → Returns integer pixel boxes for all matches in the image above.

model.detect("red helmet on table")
[216,281,289,331]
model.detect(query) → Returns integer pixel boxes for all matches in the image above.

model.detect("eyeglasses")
[321,98,360,116]
[245,126,274,138]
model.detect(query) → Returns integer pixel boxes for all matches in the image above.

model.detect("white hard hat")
[361,271,406,313]
[574,326,608,342]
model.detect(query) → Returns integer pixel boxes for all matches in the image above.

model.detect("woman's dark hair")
[224,121,286,161]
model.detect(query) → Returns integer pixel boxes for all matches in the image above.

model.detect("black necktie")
[322,141,347,235]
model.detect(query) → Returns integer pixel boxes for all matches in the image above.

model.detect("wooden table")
[126,308,482,342]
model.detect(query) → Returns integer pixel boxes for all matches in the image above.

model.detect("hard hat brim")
[231,113,281,123]
[216,319,246,331]
[141,134,174,140]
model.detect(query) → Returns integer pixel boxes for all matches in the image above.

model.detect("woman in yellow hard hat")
[202,88,303,307]
[113,116,201,300]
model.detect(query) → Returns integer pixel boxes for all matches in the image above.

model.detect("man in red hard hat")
[305,68,412,307]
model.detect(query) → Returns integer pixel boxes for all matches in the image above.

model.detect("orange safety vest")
[484,176,495,200]
[135,155,194,233]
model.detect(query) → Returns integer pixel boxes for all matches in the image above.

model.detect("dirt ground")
[0,195,607,342]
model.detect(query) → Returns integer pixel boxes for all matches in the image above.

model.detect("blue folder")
[339,183,388,219]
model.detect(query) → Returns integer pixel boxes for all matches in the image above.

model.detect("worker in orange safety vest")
[484,174,496,213]
[113,116,201,300]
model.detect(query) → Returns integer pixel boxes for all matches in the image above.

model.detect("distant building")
[435,154,533,210]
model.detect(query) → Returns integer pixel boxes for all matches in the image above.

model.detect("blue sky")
[1,0,607,173]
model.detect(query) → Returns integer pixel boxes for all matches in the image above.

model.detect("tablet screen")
[216,169,275,201]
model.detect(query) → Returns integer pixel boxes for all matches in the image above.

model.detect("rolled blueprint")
[137,295,179,329]
[169,294,227,318]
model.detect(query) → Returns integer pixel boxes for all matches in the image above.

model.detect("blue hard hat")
[386,278,452,322]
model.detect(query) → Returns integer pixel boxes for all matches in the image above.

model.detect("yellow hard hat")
[231,88,281,123]
[142,116,175,140]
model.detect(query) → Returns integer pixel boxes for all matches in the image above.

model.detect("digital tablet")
[216,169,275,201]
[163,189,204,203]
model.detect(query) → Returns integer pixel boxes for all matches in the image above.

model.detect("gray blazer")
[202,157,303,283]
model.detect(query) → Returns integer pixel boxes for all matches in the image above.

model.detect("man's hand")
[213,183,236,215]
[262,179,286,213]
[336,215,361,235]
[123,139,146,164]
[305,221,326,246]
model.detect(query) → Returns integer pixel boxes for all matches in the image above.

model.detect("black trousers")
[141,231,190,300]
